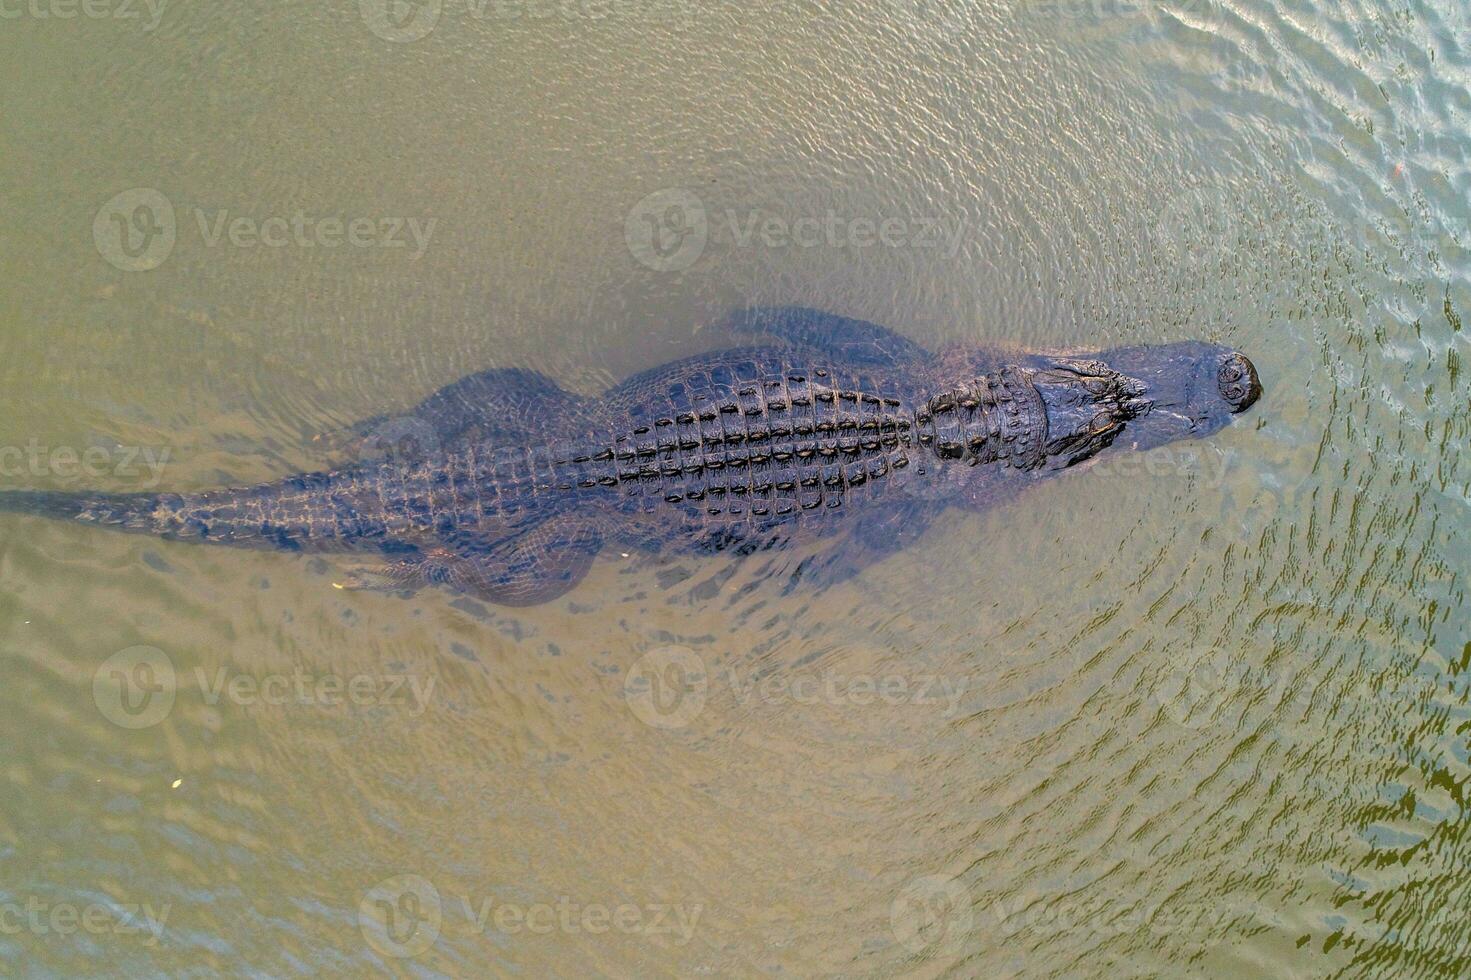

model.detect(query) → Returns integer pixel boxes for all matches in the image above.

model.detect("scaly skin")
[0,322,1263,605]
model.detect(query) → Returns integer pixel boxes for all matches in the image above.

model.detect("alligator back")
[558,347,927,547]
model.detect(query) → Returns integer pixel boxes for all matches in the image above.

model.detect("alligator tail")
[0,480,344,549]
[0,489,172,532]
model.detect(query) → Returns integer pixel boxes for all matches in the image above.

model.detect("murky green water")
[1,0,1468,975]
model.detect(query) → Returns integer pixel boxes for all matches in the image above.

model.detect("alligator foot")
[786,502,938,591]
[324,366,590,465]
[331,558,429,597]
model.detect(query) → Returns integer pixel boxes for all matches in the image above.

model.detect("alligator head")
[1030,341,1261,467]
[917,340,1260,486]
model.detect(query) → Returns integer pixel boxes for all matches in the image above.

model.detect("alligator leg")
[330,554,438,597]
[722,305,933,368]
[333,367,589,460]
[331,519,603,606]
[787,500,939,590]
[440,519,605,606]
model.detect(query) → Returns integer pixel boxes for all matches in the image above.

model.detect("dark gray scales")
[0,307,1262,606]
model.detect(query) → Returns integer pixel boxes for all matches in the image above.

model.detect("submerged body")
[0,308,1262,605]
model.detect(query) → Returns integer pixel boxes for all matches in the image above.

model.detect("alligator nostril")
[1217,353,1261,412]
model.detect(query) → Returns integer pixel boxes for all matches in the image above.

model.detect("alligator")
[0,307,1261,605]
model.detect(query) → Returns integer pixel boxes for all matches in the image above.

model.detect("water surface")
[1,0,1468,975]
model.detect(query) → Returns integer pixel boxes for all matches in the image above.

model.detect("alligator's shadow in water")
[0,307,1261,606]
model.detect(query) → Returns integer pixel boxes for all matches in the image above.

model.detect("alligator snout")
[1218,353,1261,413]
